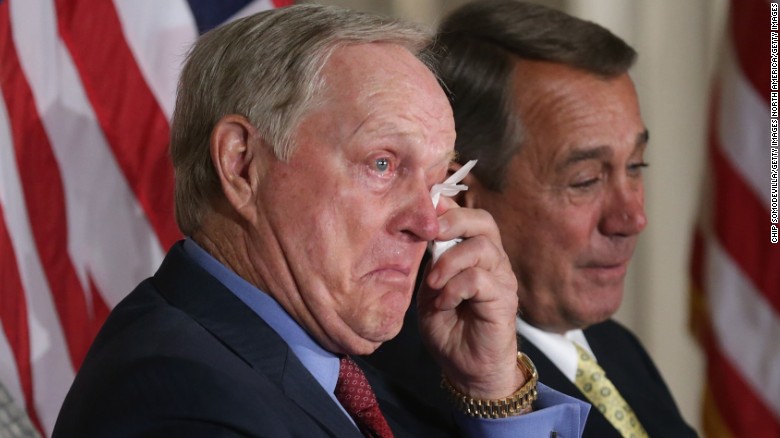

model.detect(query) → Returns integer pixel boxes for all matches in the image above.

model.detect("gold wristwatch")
[441,352,539,419]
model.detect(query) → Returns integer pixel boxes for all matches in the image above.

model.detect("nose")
[599,180,647,237]
[388,176,440,242]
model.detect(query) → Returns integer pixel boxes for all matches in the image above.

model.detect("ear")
[210,115,266,223]
[448,161,484,209]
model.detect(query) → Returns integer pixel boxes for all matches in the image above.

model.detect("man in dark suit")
[52,4,590,437]
[369,1,697,437]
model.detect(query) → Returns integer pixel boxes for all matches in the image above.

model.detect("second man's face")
[476,61,648,333]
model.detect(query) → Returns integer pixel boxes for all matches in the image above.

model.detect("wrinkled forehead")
[310,43,455,144]
[319,44,443,103]
[513,62,640,118]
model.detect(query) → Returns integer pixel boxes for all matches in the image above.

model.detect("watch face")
[518,352,539,381]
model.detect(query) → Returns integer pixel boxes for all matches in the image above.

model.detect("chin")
[346,287,411,350]
[580,302,622,326]
[591,282,623,306]
[341,340,384,357]
[375,310,407,340]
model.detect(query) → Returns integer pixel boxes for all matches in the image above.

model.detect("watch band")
[441,352,539,419]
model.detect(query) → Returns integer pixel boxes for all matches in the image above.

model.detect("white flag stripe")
[112,0,198,119]
[0,89,76,437]
[707,235,780,418]
[8,0,59,111]
[718,38,771,212]
[11,0,166,307]
[24,313,72,437]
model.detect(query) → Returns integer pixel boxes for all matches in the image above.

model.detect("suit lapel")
[153,243,362,438]
[281,353,364,438]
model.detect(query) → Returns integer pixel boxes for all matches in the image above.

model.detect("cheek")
[509,202,596,280]
[557,212,596,249]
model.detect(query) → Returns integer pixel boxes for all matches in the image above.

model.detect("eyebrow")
[557,129,650,172]
[446,150,458,165]
[427,150,458,171]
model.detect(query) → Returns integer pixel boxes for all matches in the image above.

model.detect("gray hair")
[437,0,637,191]
[171,4,434,235]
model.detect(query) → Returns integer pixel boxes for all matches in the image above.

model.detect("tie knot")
[573,342,593,363]
[574,343,602,378]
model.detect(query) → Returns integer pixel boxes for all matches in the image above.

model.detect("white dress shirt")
[516,316,597,381]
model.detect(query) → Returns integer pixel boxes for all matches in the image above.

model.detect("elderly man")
[52,4,588,437]
[369,1,696,437]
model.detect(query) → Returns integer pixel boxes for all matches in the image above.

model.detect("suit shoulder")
[586,319,646,350]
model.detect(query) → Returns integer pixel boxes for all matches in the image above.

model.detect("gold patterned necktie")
[573,343,649,438]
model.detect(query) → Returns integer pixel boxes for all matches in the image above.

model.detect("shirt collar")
[182,238,341,395]
[515,316,595,382]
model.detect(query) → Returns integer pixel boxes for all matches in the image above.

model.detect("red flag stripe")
[709,95,780,313]
[730,0,770,101]
[0,203,43,435]
[0,3,104,369]
[703,323,780,435]
[54,0,181,251]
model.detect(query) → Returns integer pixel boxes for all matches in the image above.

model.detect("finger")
[433,267,518,321]
[432,267,489,310]
[436,206,502,247]
[427,235,504,290]
[435,195,460,214]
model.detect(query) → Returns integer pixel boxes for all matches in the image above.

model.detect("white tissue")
[428,159,478,263]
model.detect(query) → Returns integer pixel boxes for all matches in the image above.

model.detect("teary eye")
[375,157,390,172]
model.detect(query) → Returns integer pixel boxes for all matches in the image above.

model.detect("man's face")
[255,43,455,354]
[474,61,647,333]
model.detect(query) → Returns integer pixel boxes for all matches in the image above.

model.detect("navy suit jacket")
[53,243,450,437]
[521,321,697,437]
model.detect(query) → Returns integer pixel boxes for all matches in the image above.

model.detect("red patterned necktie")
[334,356,394,438]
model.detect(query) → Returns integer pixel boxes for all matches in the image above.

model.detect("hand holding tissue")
[428,160,477,263]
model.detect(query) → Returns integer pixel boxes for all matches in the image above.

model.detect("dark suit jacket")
[52,243,451,437]
[521,321,697,437]
[367,299,697,438]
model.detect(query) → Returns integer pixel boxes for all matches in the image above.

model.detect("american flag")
[0,0,289,436]
[690,0,780,435]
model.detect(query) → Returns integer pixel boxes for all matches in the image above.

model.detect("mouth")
[580,261,629,283]
[366,265,413,282]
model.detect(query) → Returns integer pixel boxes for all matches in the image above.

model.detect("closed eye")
[570,177,601,189]
[628,161,649,176]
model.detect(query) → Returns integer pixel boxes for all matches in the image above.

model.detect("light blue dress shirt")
[182,239,346,415]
